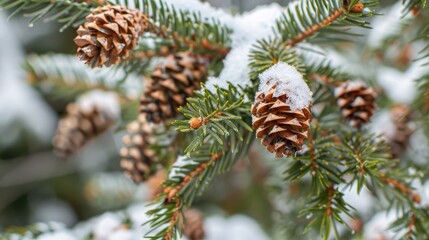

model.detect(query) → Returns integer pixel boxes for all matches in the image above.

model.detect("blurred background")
[0,0,421,239]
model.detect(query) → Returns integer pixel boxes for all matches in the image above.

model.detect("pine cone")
[140,52,208,123]
[74,5,148,67]
[388,105,414,157]
[120,114,163,183]
[335,82,377,128]
[251,86,311,158]
[147,170,167,200]
[183,209,205,240]
[53,103,116,156]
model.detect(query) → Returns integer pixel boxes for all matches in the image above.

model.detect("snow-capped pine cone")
[251,85,311,158]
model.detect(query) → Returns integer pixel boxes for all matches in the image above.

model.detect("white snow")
[230,3,284,47]
[369,110,397,141]
[162,0,233,26]
[340,183,374,217]
[13,200,270,240]
[367,2,413,49]
[168,155,199,179]
[377,66,417,104]
[363,211,402,240]
[0,12,56,147]
[76,90,121,120]
[92,212,123,239]
[205,215,268,240]
[258,62,312,110]
[38,231,77,240]
[213,44,253,91]
[174,3,284,91]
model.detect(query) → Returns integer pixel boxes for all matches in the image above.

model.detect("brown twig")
[381,176,421,204]
[149,24,230,58]
[354,149,366,174]
[165,199,182,240]
[326,185,335,216]
[164,152,224,201]
[287,8,346,47]
[161,151,225,239]
[308,131,318,173]
[407,212,416,240]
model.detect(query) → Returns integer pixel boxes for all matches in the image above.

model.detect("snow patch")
[368,2,413,49]
[364,211,402,240]
[205,215,268,240]
[0,12,56,147]
[377,66,416,104]
[258,62,312,110]
[369,110,397,141]
[76,90,121,120]
[230,3,284,47]
[168,155,199,179]
[38,230,76,240]
[216,45,253,90]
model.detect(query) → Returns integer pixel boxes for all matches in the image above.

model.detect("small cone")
[183,209,205,240]
[140,52,208,123]
[251,85,311,157]
[53,103,115,156]
[74,5,148,67]
[147,170,167,200]
[335,81,376,128]
[120,114,163,183]
[388,105,414,157]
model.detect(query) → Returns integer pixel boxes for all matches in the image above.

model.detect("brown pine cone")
[335,82,377,128]
[388,105,414,157]
[183,209,205,240]
[120,114,163,183]
[140,52,208,123]
[53,103,116,156]
[147,170,167,200]
[251,85,311,158]
[74,5,148,67]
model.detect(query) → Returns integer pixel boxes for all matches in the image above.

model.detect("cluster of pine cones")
[49,3,418,240]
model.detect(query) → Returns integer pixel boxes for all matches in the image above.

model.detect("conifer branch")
[416,23,429,65]
[146,85,254,240]
[273,0,379,47]
[141,0,232,58]
[174,85,252,153]
[305,61,353,85]
[249,38,305,82]
[408,212,416,240]
[380,176,422,204]
[24,54,141,100]
[0,0,232,58]
[0,0,98,31]
[164,199,182,240]
[402,0,427,15]
[164,151,224,202]
[287,8,345,47]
